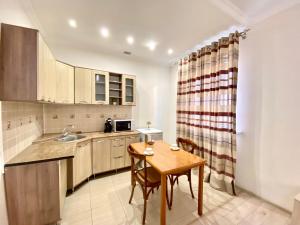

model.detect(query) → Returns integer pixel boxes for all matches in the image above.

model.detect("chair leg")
[166,176,171,210]
[129,183,136,204]
[169,176,174,209]
[188,172,195,199]
[142,190,147,225]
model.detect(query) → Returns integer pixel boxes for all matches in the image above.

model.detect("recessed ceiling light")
[146,41,157,51]
[167,48,174,55]
[68,19,77,28]
[127,36,134,45]
[100,27,109,38]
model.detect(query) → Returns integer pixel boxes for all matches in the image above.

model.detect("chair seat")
[138,167,161,185]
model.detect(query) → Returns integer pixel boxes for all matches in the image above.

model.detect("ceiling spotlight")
[127,36,134,45]
[146,41,157,51]
[167,48,174,55]
[68,19,77,28]
[100,27,110,38]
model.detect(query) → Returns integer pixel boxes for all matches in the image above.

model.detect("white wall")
[52,47,171,138]
[236,4,300,211]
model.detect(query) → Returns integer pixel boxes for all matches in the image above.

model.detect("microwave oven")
[113,119,134,132]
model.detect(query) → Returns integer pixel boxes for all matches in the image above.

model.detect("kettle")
[104,118,113,133]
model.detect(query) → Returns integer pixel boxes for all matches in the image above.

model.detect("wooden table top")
[130,141,206,175]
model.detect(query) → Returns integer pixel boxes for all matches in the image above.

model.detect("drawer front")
[111,138,125,147]
[111,156,125,170]
[111,145,125,158]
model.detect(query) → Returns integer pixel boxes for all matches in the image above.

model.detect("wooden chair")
[128,145,161,225]
[166,137,198,209]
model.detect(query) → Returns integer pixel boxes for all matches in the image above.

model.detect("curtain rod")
[238,28,250,40]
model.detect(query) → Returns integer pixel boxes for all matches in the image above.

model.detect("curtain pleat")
[176,32,239,195]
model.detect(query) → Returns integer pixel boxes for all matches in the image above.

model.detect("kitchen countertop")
[5,131,140,167]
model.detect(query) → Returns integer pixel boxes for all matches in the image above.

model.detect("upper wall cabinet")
[0,23,57,102]
[75,67,92,104]
[56,61,74,104]
[122,74,136,105]
[92,70,109,104]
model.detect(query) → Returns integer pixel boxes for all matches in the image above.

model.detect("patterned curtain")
[176,32,239,195]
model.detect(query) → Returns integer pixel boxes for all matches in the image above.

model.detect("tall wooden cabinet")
[0,23,57,102]
[75,67,92,104]
[4,161,61,225]
[56,61,74,104]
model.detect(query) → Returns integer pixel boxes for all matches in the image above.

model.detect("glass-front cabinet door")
[122,74,136,105]
[92,70,109,104]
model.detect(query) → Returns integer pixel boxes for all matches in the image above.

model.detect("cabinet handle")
[96,140,104,143]
[114,156,123,159]
[79,100,88,103]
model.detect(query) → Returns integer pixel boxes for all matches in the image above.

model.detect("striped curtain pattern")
[176,32,239,195]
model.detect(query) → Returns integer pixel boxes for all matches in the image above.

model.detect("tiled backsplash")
[44,104,133,134]
[1,102,44,162]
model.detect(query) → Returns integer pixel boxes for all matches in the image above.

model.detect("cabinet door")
[75,67,92,104]
[122,75,136,105]
[56,62,74,104]
[92,138,111,174]
[59,160,67,215]
[111,138,125,169]
[37,34,47,101]
[74,142,92,186]
[38,35,56,103]
[66,65,75,103]
[92,70,109,104]
[125,135,140,167]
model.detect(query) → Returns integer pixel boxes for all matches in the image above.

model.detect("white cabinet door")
[74,142,92,186]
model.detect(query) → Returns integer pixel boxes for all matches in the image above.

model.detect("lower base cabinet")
[92,134,140,175]
[68,140,92,190]
[4,161,61,225]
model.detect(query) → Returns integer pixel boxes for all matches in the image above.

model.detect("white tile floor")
[60,169,291,225]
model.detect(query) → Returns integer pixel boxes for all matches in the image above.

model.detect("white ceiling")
[23,0,299,65]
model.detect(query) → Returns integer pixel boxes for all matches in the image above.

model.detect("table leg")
[198,165,204,216]
[160,174,167,225]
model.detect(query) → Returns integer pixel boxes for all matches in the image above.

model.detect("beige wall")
[1,102,44,163]
[44,104,133,133]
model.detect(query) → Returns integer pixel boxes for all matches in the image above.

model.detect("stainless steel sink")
[56,134,86,142]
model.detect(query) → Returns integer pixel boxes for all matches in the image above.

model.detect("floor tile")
[60,170,291,225]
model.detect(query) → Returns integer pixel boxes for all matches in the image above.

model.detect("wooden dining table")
[130,140,206,225]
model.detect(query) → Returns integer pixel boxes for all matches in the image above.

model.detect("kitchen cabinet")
[92,70,109,104]
[92,138,111,174]
[122,74,136,105]
[4,161,60,225]
[73,141,92,187]
[124,135,140,167]
[0,23,56,102]
[56,61,74,104]
[111,137,126,170]
[75,67,92,104]
[38,35,56,103]
[59,160,67,216]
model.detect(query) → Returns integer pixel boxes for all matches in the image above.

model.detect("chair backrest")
[127,145,148,185]
[176,137,197,154]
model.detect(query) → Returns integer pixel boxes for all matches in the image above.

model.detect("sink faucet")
[62,124,74,137]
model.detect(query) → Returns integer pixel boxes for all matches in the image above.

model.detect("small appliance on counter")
[136,128,163,142]
[104,118,113,133]
[113,119,134,132]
